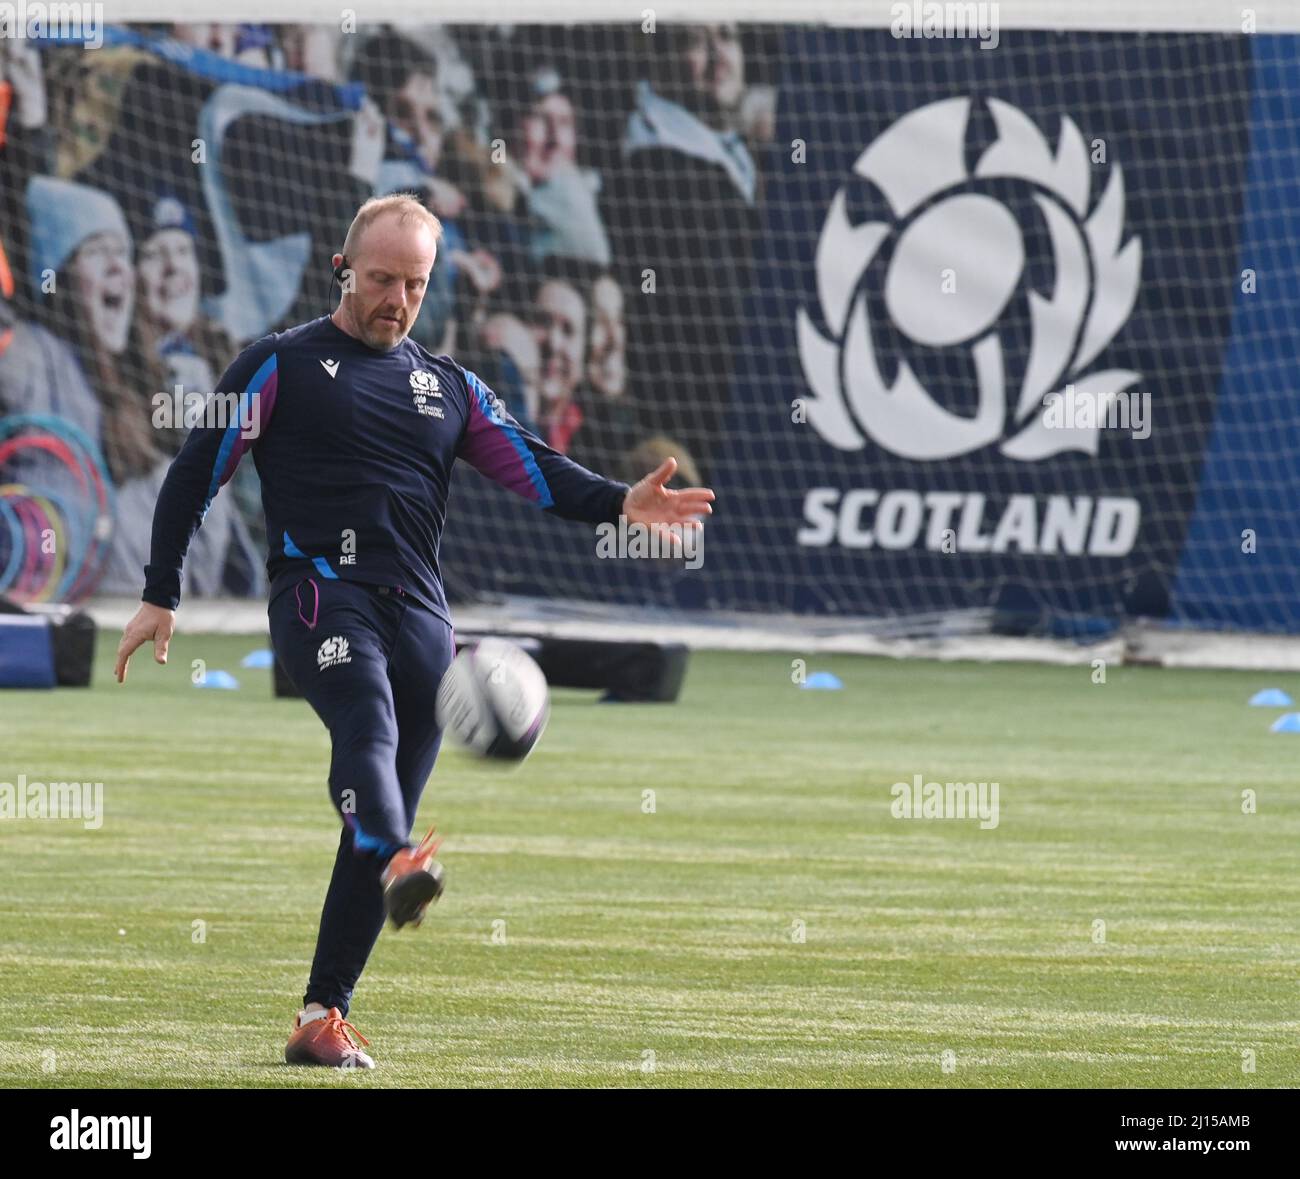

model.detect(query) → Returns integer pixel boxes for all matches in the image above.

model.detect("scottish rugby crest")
[798,97,1143,462]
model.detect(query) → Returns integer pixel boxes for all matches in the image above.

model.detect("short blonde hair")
[341,193,443,259]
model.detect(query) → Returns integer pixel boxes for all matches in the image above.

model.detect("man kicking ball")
[113,194,715,1068]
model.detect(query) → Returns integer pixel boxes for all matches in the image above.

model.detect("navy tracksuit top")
[142,314,630,619]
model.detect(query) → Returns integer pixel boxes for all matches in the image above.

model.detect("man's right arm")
[117,340,278,683]
[142,342,278,610]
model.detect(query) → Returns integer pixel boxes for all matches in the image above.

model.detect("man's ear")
[333,255,355,294]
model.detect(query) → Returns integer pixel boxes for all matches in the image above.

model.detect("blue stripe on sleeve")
[206,352,277,503]
[465,371,554,508]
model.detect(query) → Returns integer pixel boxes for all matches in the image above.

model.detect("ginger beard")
[334,217,437,352]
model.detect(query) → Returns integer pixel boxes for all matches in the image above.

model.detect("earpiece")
[332,256,350,287]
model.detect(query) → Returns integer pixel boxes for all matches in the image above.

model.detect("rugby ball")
[435,638,550,761]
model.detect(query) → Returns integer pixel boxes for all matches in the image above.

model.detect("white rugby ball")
[435,638,550,761]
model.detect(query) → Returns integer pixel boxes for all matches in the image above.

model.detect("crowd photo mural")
[2,23,1297,632]
[0,22,778,607]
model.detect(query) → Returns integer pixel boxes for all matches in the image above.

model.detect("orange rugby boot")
[284,1007,375,1069]
[380,826,445,929]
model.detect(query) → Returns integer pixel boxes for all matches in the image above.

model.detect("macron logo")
[320,359,340,379]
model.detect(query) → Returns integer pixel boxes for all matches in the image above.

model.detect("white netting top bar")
[78,2,1300,35]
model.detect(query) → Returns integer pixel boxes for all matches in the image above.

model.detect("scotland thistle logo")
[797,97,1142,462]
[317,635,351,670]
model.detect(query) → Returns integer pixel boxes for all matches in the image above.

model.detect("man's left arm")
[454,370,715,531]
[454,369,626,524]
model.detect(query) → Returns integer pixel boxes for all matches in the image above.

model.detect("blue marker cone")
[1269,712,1300,733]
[195,669,240,690]
[241,648,275,669]
[1250,689,1293,708]
[801,671,843,691]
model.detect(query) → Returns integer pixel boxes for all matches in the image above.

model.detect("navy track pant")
[268,575,455,1017]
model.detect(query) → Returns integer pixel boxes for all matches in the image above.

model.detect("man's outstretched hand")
[115,603,176,683]
[622,457,715,549]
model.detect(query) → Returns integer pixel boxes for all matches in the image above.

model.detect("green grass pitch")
[0,631,1296,1088]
